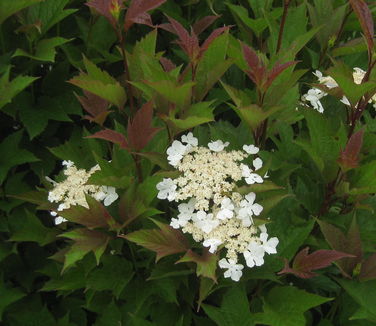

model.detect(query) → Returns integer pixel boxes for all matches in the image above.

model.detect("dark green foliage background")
[0,0,376,325]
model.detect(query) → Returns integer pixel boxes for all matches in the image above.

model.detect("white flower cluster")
[301,67,376,113]
[156,133,278,281]
[47,160,118,225]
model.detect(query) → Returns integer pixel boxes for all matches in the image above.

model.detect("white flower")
[156,178,177,201]
[57,203,68,211]
[181,132,198,147]
[301,88,325,113]
[353,67,365,84]
[171,199,196,228]
[260,232,279,254]
[208,140,229,152]
[243,144,259,154]
[203,238,222,253]
[340,96,351,106]
[216,197,234,220]
[62,160,74,168]
[241,164,263,184]
[193,211,219,234]
[218,258,244,281]
[54,216,67,225]
[102,186,119,206]
[253,158,263,171]
[166,140,187,166]
[313,70,338,88]
[243,241,265,268]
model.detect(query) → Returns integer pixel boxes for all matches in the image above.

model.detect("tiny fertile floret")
[156,132,279,281]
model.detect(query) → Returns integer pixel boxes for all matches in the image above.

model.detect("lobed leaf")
[338,129,364,171]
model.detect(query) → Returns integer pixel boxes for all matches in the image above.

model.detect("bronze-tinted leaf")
[278,247,355,278]
[76,90,110,125]
[87,129,128,149]
[338,129,364,170]
[86,0,124,28]
[360,253,376,281]
[127,101,162,151]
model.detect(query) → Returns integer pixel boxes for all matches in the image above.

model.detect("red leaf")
[86,0,124,28]
[349,0,374,58]
[200,26,230,56]
[360,253,376,281]
[318,217,363,278]
[338,129,364,170]
[58,195,120,230]
[264,61,299,90]
[192,15,219,36]
[76,90,110,125]
[241,43,266,88]
[124,0,166,31]
[164,15,200,61]
[159,57,176,72]
[278,247,355,278]
[176,249,218,282]
[87,129,128,149]
[127,101,162,151]
[122,218,190,262]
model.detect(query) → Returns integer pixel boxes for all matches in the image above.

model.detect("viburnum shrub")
[0,0,375,325]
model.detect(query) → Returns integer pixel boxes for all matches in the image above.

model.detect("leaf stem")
[276,0,291,53]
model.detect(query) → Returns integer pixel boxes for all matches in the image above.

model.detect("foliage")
[0,0,375,325]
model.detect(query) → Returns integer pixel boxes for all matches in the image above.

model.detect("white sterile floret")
[301,88,326,113]
[216,197,234,220]
[260,232,279,254]
[218,258,244,281]
[352,67,376,107]
[253,157,263,171]
[203,238,222,253]
[241,164,263,184]
[313,70,338,88]
[208,140,229,152]
[156,134,279,281]
[156,178,176,201]
[166,140,187,166]
[243,144,259,154]
[181,132,198,147]
[243,241,265,268]
[47,161,119,223]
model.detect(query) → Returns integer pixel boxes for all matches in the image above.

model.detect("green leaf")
[13,37,72,62]
[177,249,217,282]
[87,255,134,298]
[202,285,254,326]
[123,218,190,262]
[0,130,39,184]
[41,263,87,291]
[25,0,77,37]
[94,301,122,326]
[0,67,38,111]
[60,229,110,271]
[0,283,25,321]
[68,57,126,109]
[255,286,332,326]
[336,279,376,322]
[0,0,42,25]
[9,210,58,246]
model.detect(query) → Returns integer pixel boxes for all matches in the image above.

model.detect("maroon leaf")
[318,217,362,278]
[159,57,176,72]
[338,129,364,170]
[278,247,355,278]
[86,0,124,28]
[127,101,162,151]
[241,42,266,88]
[177,249,218,282]
[264,60,299,90]
[192,15,219,36]
[164,15,200,61]
[122,218,190,262]
[360,253,376,281]
[124,0,166,32]
[349,0,374,59]
[87,129,128,149]
[200,26,230,56]
[76,90,110,125]
[58,195,120,230]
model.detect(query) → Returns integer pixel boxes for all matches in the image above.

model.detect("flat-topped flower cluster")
[156,133,278,281]
[302,67,376,113]
[47,160,118,225]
